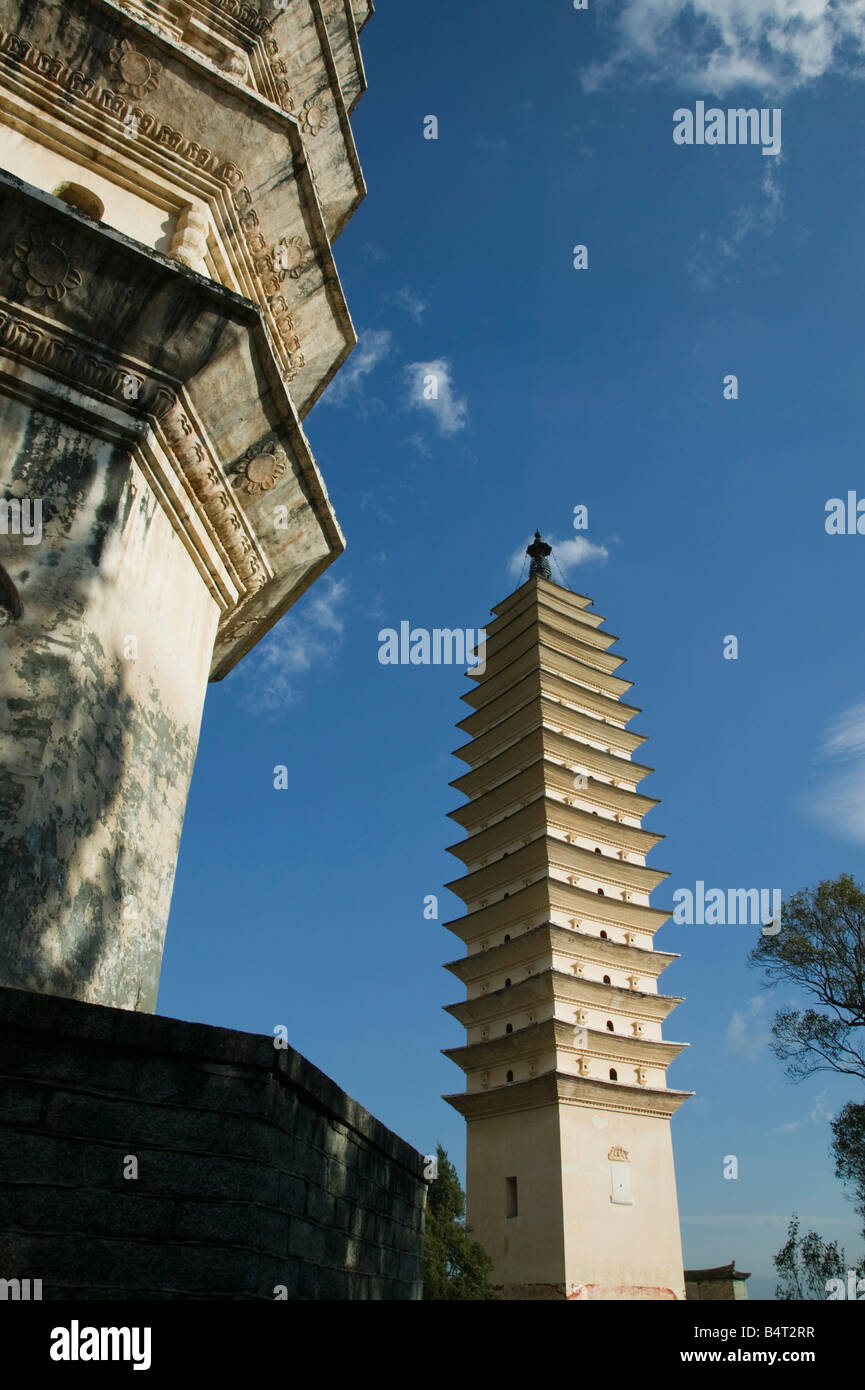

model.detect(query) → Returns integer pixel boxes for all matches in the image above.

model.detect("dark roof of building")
[685,1263,751,1282]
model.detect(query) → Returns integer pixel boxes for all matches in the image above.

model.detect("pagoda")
[443,533,691,1300]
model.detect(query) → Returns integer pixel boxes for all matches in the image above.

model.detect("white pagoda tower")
[443,533,691,1300]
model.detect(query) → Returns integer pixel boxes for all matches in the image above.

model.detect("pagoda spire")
[526,530,552,581]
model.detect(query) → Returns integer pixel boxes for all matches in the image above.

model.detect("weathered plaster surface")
[0,397,215,1010]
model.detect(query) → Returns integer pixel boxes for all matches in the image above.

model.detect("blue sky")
[158,0,865,1299]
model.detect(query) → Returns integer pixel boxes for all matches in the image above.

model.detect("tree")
[423,1144,498,1299]
[773,1214,849,1300]
[752,874,865,1257]
[749,874,865,1083]
[831,1101,865,1239]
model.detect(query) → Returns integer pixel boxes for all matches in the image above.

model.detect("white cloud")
[403,358,467,436]
[810,1090,834,1124]
[775,1121,801,1132]
[323,329,392,409]
[391,286,427,323]
[688,155,785,289]
[803,702,865,844]
[725,995,771,1059]
[506,533,609,583]
[236,576,348,712]
[582,0,865,96]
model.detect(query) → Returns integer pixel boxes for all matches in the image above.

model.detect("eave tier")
[453,694,651,775]
[444,834,668,905]
[442,1018,687,1072]
[456,668,648,753]
[446,796,664,867]
[443,923,679,985]
[478,624,632,702]
[447,759,658,835]
[461,643,642,726]
[484,588,622,664]
[444,1070,692,1120]
[443,877,671,944]
[443,969,684,1027]
[491,574,599,626]
[450,728,654,804]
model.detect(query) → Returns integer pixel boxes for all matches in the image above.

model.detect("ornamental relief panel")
[0,26,309,382]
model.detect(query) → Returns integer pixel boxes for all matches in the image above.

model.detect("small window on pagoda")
[506,1176,518,1218]
[606,1020,614,1031]
[597,888,604,896]
[505,1023,513,1034]
[504,934,511,943]
[53,182,104,220]
[594,847,602,854]
[503,892,510,899]
[504,978,511,988]
[609,1068,618,1081]
[599,930,608,939]
[603,974,611,985]
[506,1070,514,1083]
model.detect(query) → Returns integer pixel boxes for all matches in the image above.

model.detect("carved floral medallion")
[108,38,161,99]
[232,441,288,495]
[10,235,82,301]
[301,95,328,136]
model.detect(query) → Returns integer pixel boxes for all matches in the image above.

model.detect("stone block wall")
[0,986,425,1299]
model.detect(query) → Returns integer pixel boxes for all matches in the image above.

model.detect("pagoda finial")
[526,530,552,581]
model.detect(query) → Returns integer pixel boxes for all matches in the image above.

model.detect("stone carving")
[108,38,161,99]
[170,204,209,270]
[608,1146,629,1161]
[268,53,294,110]
[10,234,82,302]
[231,441,288,495]
[153,395,270,598]
[274,235,311,279]
[300,94,328,136]
[211,0,271,35]
[0,27,308,382]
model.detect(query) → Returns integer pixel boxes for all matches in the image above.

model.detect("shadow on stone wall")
[0,394,193,1010]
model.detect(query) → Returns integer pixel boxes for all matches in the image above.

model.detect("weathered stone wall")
[0,986,426,1299]
[0,399,216,1012]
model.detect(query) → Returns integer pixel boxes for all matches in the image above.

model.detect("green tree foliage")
[773,1214,848,1300]
[749,874,865,1083]
[423,1144,498,1300]
[752,874,865,1264]
[831,1101,865,1241]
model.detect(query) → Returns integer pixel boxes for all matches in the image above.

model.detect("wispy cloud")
[235,577,348,713]
[407,433,432,459]
[391,286,427,323]
[810,1090,834,1125]
[506,533,609,583]
[403,358,467,436]
[725,995,771,1060]
[323,329,392,410]
[582,0,865,96]
[803,702,865,844]
[688,160,785,289]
